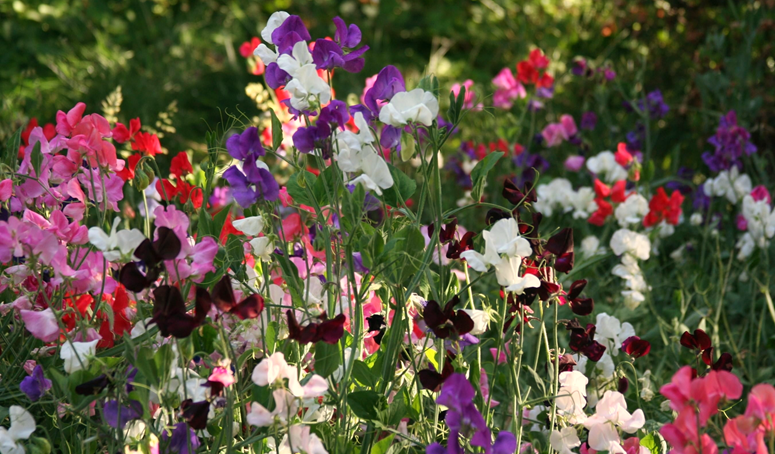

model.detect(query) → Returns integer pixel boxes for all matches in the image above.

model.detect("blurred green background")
[2,0,774,166]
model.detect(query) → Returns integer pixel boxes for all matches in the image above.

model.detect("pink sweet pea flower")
[0,179,12,201]
[492,67,526,109]
[751,185,771,204]
[451,79,481,110]
[20,308,60,342]
[541,123,565,147]
[559,114,578,137]
[565,155,586,172]
[55,102,87,136]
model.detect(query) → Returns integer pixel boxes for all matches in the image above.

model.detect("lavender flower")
[223,127,279,207]
[580,111,597,130]
[103,400,143,429]
[19,365,51,401]
[163,422,201,454]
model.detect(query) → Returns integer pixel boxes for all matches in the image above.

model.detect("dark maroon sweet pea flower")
[75,374,110,395]
[680,329,712,351]
[286,310,346,345]
[120,227,181,292]
[211,276,265,320]
[546,228,574,273]
[419,357,454,392]
[486,208,510,226]
[151,286,211,338]
[622,336,651,358]
[423,296,474,339]
[565,319,606,361]
[711,352,733,371]
[180,399,210,430]
[447,231,475,260]
[503,179,537,206]
[564,279,594,316]
[558,353,577,373]
[103,400,143,429]
[333,17,362,48]
[618,376,629,393]
[20,364,52,401]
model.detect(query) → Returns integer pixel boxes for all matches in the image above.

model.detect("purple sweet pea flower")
[572,58,587,76]
[271,16,310,55]
[380,125,402,150]
[312,39,346,70]
[226,127,264,161]
[103,400,143,429]
[637,89,669,119]
[364,66,405,113]
[580,111,597,130]
[222,165,279,207]
[702,110,757,172]
[20,365,52,401]
[292,124,331,155]
[333,17,362,48]
[318,100,350,128]
[163,422,201,454]
[351,252,370,274]
[265,63,292,89]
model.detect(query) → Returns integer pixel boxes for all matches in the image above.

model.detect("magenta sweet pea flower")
[20,308,60,343]
[565,155,586,172]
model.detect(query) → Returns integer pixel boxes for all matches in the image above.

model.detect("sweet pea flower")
[564,156,586,172]
[19,365,52,402]
[88,217,145,262]
[20,308,60,343]
[232,215,265,236]
[492,67,526,109]
[582,391,645,453]
[379,89,439,127]
[60,339,99,374]
[550,427,581,454]
[251,352,328,399]
[0,406,36,453]
[279,425,329,454]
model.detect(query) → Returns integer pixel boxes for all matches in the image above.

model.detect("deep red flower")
[286,310,346,345]
[423,296,474,339]
[593,179,611,198]
[565,319,606,361]
[132,132,162,156]
[211,275,265,320]
[614,142,634,167]
[119,227,181,292]
[643,187,684,227]
[151,285,211,338]
[588,198,613,226]
[170,152,193,178]
[418,357,454,392]
[112,118,141,143]
[516,49,553,88]
[622,336,651,358]
[611,180,628,203]
[503,179,537,205]
[546,228,574,273]
[565,279,594,316]
[180,399,210,430]
[116,153,142,182]
[680,329,712,351]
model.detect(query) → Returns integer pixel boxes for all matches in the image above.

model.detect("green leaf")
[133,346,160,387]
[312,165,338,207]
[380,164,417,207]
[400,132,416,161]
[348,390,384,420]
[314,341,341,378]
[470,151,504,202]
[285,171,317,207]
[372,434,395,454]
[417,75,440,99]
[270,109,283,152]
[640,432,667,454]
[351,360,379,388]
[4,126,22,169]
[29,141,43,177]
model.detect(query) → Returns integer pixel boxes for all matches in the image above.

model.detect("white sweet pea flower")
[586,151,628,183]
[610,229,650,260]
[251,352,328,399]
[580,236,604,257]
[284,65,331,111]
[280,425,328,454]
[614,194,648,227]
[462,309,490,335]
[556,371,588,424]
[276,41,314,78]
[260,11,290,44]
[595,313,635,354]
[378,89,439,127]
[233,215,265,236]
[88,217,145,262]
[60,339,99,374]
[741,194,775,246]
[335,113,394,192]
[690,212,703,226]
[550,427,581,454]
[0,406,36,454]
[250,237,274,262]
[248,389,299,427]
[582,391,645,453]
[703,167,751,204]
[488,217,532,257]
[254,43,278,65]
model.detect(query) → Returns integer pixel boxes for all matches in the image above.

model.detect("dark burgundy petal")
[158,313,199,338]
[154,227,181,261]
[712,352,733,371]
[546,228,574,257]
[231,295,265,320]
[618,376,629,394]
[194,287,212,324]
[153,285,187,318]
[558,354,577,373]
[694,329,712,351]
[503,179,537,205]
[486,208,510,226]
[554,252,575,274]
[680,331,698,350]
[180,399,210,430]
[423,300,447,330]
[439,219,458,243]
[419,369,445,392]
[442,295,461,317]
[120,262,151,292]
[701,347,714,366]
[583,341,607,362]
[569,298,594,316]
[318,314,346,344]
[451,310,474,336]
[75,374,110,395]
[133,239,156,265]
[212,275,237,313]
[366,314,385,332]
[567,280,588,301]
[286,310,302,342]
[621,336,651,358]
[427,223,435,241]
